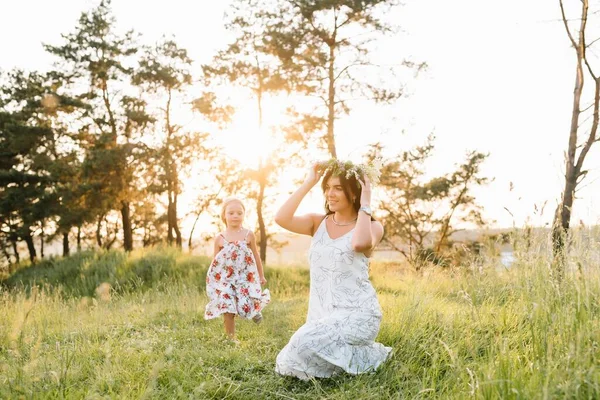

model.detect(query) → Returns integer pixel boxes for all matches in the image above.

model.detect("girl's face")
[225,202,245,228]
[324,176,353,213]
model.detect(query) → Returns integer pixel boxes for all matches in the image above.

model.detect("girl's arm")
[213,234,224,257]
[274,164,324,236]
[248,231,267,285]
[352,176,384,257]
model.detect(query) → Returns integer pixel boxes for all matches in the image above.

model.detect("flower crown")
[315,158,383,186]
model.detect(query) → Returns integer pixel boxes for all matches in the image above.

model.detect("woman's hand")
[274,162,324,236]
[358,175,372,206]
[303,163,323,187]
[260,276,267,285]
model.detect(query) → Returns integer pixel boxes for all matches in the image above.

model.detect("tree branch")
[586,36,600,49]
[560,0,578,48]
[583,56,598,80]
[575,78,600,176]
[334,62,369,82]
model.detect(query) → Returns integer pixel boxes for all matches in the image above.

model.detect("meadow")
[1,233,599,399]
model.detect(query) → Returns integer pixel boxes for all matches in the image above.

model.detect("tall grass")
[1,238,599,399]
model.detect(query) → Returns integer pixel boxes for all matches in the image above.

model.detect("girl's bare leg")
[223,313,235,339]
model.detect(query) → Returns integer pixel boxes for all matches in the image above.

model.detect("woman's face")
[225,202,245,228]
[324,176,353,213]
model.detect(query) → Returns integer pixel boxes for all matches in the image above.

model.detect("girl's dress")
[204,230,270,319]
[275,216,391,379]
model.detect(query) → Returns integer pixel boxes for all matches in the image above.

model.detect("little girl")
[204,197,270,341]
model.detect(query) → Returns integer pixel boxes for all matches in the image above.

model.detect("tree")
[0,70,86,262]
[134,38,205,248]
[373,136,490,267]
[202,0,293,262]
[49,145,86,257]
[133,197,166,247]
[45,0,153,251]
[38,69,97,257]
[265,0,412,157]
[553,0,600,271]
[0,72,48,263]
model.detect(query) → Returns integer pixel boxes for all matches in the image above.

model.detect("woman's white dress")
[275,217,391,379]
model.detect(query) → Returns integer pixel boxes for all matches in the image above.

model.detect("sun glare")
[226,125,274,170]
[223,103,282,170]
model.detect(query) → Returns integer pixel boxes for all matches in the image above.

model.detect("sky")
[1,0,599,232]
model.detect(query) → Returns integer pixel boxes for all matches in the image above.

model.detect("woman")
[274,160,391,380]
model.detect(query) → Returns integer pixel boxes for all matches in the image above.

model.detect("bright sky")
[2,0,600,232]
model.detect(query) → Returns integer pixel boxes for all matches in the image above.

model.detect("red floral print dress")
[204,231,270,320]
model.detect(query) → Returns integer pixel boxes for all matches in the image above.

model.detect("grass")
[1,243,599,399]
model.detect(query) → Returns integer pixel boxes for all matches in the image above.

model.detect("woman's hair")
[220,197,245,225]
[321,169,362,215]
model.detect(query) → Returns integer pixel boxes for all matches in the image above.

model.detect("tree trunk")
[167,189,182,248]
[11,237,19,264]
[167,191,175,245]
[24,233,37,264]
[102,85,118,142]
[257,176,267,263]
[105,231,118,250]
[326,43,337,158]
[121,201,133,251]
[173,192,182,248]
[188,215,199,251]
[96,216,103,248]
[143,223,150,247]
[165,89,182,248]
[63,231,70,257]
[552,177,576,264]
[554,76,600,264]
[188,209,204,252]
[254,67,268,263]
[2,245,12,265]
[40,223,45,259]
[552,1,586,264]
[77,226,82,251]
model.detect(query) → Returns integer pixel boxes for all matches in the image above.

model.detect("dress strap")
[219,233,228,242]
[313,215,328,236]
[244,229,250,240]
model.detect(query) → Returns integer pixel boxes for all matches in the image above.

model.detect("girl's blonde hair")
[220,197,246,225]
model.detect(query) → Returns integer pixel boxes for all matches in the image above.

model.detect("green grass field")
[1,246,599,399]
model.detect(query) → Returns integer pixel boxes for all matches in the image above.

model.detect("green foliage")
[1,248,211,297]
[0,68,90,262]
[133,38,210,248]
[372,135,490,267]
[39,0,162,251]
[263,0,408,156]
[202,0,291,94]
